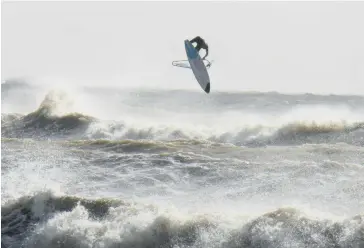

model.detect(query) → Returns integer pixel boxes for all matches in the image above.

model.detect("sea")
[2,80,364,248]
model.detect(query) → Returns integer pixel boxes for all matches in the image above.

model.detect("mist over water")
[2,80,364,248]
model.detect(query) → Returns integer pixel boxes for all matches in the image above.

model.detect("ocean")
[2,80,364,248]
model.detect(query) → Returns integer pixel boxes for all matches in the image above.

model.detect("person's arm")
[190,36,199,44]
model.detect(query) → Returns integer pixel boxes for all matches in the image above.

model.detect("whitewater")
[1,80,364,248]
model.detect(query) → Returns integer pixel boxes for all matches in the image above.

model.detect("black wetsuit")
[190,36,209,59]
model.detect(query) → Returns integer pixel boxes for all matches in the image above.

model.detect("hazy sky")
[2,1,364,94]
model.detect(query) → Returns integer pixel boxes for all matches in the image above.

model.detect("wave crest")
[2,192,363,248]
[2,90,95,138]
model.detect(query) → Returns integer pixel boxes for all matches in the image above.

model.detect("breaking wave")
[3,113,364,147]
[1,191,363,248]
[2,85,364,146]
[2,90,95,139]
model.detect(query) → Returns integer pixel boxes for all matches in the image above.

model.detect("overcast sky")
[2,1,364,94]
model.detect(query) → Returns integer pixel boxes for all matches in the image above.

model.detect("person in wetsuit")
[189,36,209,60]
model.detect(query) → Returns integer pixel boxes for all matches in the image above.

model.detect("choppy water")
[2,80,364,248]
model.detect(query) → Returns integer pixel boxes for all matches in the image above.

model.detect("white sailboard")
[172,40,212,94]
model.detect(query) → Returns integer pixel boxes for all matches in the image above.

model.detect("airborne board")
[172,40,211,94]
[184,40,211,93]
